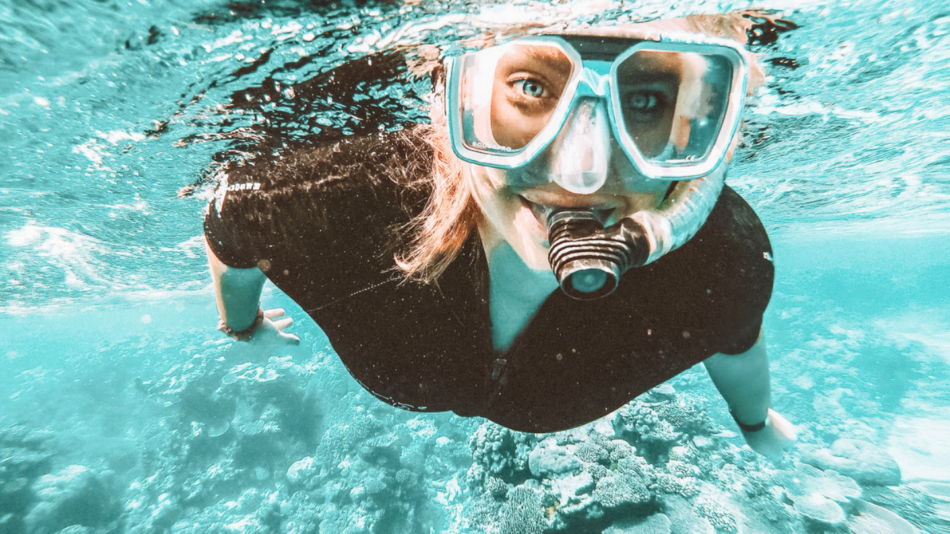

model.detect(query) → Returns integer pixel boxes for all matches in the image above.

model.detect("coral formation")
[695,495,739,534]
[498,486,545,534]
[0,426,54,533]
[0,338,930,534]
[25,464,120,534]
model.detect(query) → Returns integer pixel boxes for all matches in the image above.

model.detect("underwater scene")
[1,0,949,532]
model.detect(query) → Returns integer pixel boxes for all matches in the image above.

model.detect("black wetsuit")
[204,129,774,433]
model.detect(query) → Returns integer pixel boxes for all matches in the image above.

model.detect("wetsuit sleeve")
[637,186,774,358]
[717,303,765,355]
[698,187,774,356]
[201,137,395,271]
[203,178,266,269]
[201,132,433,313]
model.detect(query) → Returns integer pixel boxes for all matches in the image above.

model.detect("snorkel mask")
[445,33,749,299]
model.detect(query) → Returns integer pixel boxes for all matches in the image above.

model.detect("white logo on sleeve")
[227,182,262,192]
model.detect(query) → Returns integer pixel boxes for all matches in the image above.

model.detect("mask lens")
[458,43,574,154]
[616,49,735,165]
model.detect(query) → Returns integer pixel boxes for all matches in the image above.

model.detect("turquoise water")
[2,0,949,532]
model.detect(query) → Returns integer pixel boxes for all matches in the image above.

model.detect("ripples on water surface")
[1,0,947,306]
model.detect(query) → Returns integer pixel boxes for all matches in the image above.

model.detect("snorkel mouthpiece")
[546,210,650,300]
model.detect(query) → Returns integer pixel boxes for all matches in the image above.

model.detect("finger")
[280,332,302,346]
[263,308,286,319]
[272,317,294,330]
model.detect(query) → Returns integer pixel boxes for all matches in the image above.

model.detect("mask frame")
[444,33,749,185]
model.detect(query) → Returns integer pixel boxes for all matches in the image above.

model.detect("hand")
[249,308,300,346]
[220,308,300,345]
[741,409,797,461]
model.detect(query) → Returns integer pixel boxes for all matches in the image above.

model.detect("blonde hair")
[397,11,775,282]
[396,102,479,282]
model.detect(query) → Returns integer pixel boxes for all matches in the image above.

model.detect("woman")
[203,13,796,458]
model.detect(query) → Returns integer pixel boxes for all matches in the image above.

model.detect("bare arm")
[704,331,796,459]
[207,239,267,331]
[206,239,298,344]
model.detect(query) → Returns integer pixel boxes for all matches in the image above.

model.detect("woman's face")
[463,22,744,270]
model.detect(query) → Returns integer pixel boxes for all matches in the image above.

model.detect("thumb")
[280,331,302,346]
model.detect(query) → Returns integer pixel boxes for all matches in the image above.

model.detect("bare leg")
[703,332,796,460]
[704,334,771,426]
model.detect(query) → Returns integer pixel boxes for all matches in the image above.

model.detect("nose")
[546,97,612,195]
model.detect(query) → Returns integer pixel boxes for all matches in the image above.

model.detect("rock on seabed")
[801,439,902,487]
[849,502,919,534]
[24,465,119,534]
[604,513,672,534]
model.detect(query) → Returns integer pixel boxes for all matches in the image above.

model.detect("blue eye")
[627,92,659,111]
[513,79,546,98]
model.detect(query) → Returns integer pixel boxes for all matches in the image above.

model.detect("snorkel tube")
[547,163,725,300]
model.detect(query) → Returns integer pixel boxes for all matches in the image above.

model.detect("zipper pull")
[491,358,508,381]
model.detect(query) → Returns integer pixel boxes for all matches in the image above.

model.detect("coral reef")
[0,426,54,533]
[0,336,933,534]
[25,465,121,534]
[461,383,924,534]
[498,486,545,534]
[119,347,479,534]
